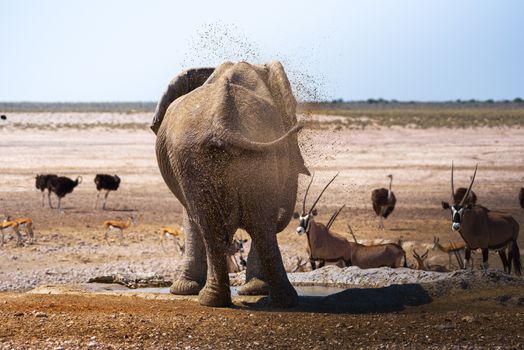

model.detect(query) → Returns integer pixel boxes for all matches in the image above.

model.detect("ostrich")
[94,174,121,210]
[519,187,524,209]
[0,115,6,120]
[48,176,82,211]
[371,174,396,229]
[35,174,58,208]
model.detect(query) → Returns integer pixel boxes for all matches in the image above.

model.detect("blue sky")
[1,0,523,102]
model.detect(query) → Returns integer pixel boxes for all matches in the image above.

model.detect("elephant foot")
[170,278,202,295]
[198,285,232,307]
[270,284,299,308]
[237,278,270,296]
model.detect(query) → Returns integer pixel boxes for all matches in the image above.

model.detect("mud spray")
[181,22,354,208]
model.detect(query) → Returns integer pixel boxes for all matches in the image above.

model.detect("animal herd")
[2,165,523,276]
[35,173,119,211]
[2,63,524,309]
[3,172,250,272]
[293,163,522,276]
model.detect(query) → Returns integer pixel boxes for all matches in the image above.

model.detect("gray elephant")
[152,61,309,307]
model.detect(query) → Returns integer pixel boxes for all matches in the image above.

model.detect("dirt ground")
[1,286,523,349]
[1,114,523,281]
[1,113,524,348]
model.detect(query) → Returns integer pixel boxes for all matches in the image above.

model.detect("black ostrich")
[0,115,6,120]
[48,176,83,211]
[35,174,58,208]
[94,174,121,210]
[519,188,524,209]
[371,174,396,229]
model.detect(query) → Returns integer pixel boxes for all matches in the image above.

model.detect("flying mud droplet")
[181,22,346,206]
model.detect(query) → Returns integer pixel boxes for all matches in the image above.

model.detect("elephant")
[152,61,309,307]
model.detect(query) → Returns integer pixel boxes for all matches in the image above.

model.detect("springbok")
[226,238,248,273]
[159,226,184,253]
[1,218,22,247]
[441,163,521,275]
[412,249,449,272]
[103,215,136,243]
[431,236,465,268]
[160,226,182,242]
[8,216,35,244]
[291,256,308,273]
[293,173,352,269]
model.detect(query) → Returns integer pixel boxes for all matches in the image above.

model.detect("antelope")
[431,236,465,268]
[346,224,407,268]
[294,173,352,269]
[226,238,248,273]
[0,218,22,247]
[291,256,308,273]
[442,163,521,275]
[103,215,136,242]
[412,249,449,272]
[6,216,35,244]
[160,226,183,243]
[294,174,407,269]
[160,226,184,253]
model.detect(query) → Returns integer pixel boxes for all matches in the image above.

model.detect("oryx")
[441,163,521,275]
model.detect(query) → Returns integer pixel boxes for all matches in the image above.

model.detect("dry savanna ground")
[0,106,523,348]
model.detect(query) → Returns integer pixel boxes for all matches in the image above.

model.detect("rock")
[435,323,454,330]
[461,316,474,323]
[34,311,48,318]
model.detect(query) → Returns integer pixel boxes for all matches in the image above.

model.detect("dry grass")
[300,103,524,129]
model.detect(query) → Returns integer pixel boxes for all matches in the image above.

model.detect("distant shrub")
[514,97,523,103]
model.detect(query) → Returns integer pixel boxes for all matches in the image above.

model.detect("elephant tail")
[212,123,304,152]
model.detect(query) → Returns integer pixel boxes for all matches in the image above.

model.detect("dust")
[180,22,349,207]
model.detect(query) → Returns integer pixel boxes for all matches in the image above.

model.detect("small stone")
[435,323,454,330]
[34,311,48,318]
[14,312,24,317]
[461,316,474,323]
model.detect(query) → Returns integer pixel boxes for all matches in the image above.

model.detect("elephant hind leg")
[249,224,298,308]
[238,245,270,296]
[170,209,207,296]
[183,204,235,307]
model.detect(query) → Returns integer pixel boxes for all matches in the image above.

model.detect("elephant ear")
[151,67,215,134]
[265,61,310,176]
[265,61,297,123]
